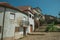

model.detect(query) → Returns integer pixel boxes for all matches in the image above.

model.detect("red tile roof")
[0,2,28,15]
[17,6,31,11]
[17,6,35,14]
[0,2,20,11]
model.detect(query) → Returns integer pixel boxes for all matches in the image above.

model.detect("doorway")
[30,24,33,32]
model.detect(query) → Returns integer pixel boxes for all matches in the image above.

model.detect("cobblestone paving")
[19,32,60,40]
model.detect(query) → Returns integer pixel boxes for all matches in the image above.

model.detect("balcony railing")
[20,20,29,26]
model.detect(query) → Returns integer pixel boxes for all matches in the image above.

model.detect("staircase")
[35,26,47,32]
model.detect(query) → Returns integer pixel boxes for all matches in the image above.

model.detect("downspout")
[1,7,6,40]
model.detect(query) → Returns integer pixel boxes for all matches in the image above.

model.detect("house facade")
[32,7,44,31]
[14,11,29,40]
[18,6,35,33]
[27,10,34,33]
[0,2,17,40]
[0,2,29,40]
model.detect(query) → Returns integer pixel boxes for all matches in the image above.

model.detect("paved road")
[19,32,60,40]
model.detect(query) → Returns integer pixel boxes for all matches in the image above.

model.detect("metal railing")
[20,20,29,26]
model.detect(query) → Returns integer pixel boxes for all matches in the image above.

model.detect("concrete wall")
[14,27,23,39]
[15,12,28,27]
[0,7,16,40]
[4,8,16,40]
[14,12,28,39]
[0,7,4,39]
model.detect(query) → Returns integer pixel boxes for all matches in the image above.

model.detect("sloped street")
[18,32,60,40]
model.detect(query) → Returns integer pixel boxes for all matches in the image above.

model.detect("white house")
[14,11,29,40]
[28,11,34,33]
[0,2,29,40]
[17,6,35,33]
[0,2,17,40]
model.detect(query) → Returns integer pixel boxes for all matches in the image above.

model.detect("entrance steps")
[28,32,47,35]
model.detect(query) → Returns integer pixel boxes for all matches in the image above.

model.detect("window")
[15,27,20,32]
[10,13,15,24]
[29,14,31,18]
[10,13,15,20]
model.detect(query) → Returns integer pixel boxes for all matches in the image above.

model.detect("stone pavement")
[18,32,60,40]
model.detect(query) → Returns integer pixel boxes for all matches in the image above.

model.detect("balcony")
[20,20,29,27]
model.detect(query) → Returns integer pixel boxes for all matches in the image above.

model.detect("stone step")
[28,32,47,35]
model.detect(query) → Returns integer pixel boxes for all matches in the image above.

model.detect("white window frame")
[10,13,15,20]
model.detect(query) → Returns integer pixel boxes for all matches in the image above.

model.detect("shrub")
[45,22,60,32]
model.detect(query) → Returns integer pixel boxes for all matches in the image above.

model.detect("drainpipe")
[1,7,6,40]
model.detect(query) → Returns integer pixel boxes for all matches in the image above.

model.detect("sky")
[0,0,60,17]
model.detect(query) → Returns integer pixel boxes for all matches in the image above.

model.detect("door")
[30,25,33,32]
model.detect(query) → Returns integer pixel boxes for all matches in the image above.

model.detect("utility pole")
[1,7,6,40]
